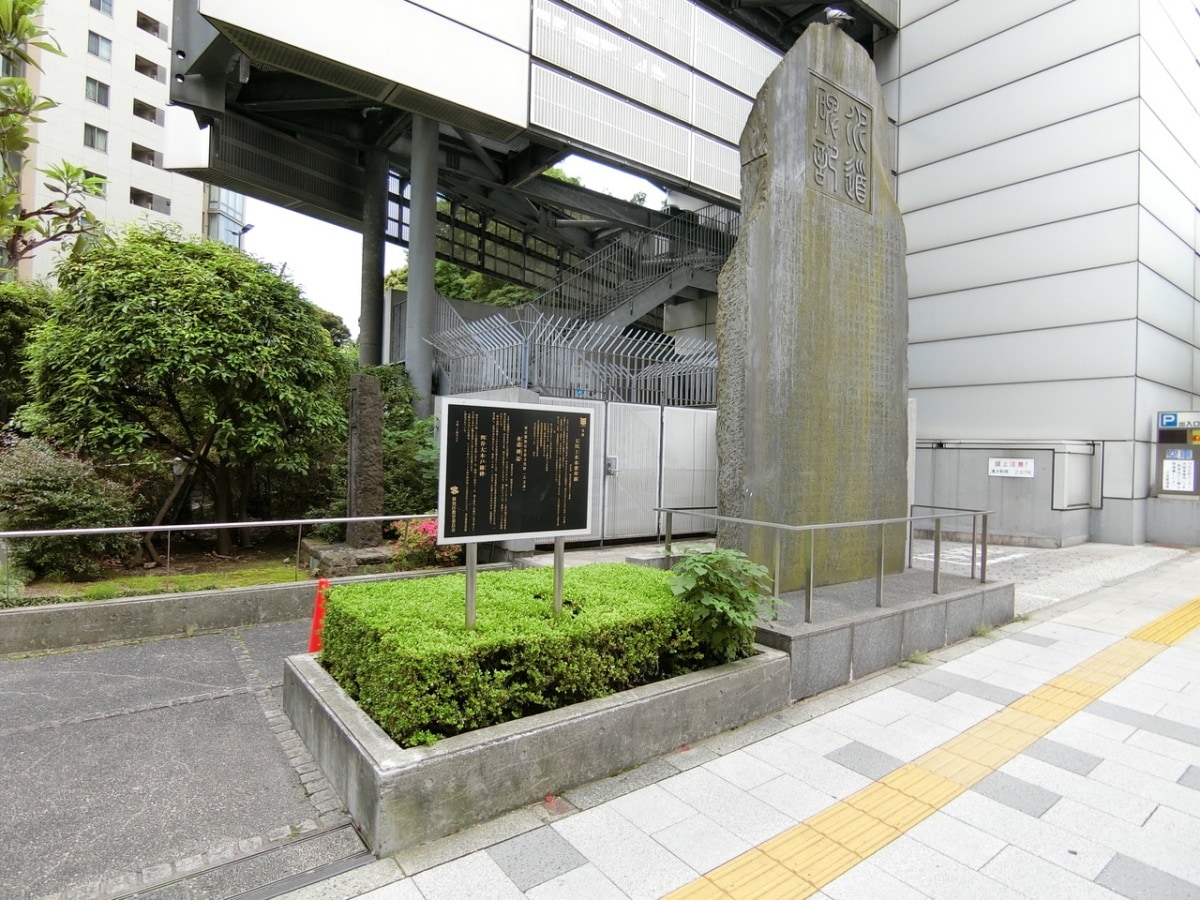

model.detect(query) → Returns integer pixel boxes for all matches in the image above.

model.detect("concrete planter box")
[283,646,790,856]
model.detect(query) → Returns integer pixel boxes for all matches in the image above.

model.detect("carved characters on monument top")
[810,74,872,212]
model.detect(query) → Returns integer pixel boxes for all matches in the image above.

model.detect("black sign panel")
[438,400,593,543]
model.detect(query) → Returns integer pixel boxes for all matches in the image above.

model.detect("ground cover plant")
[319,562,724,747]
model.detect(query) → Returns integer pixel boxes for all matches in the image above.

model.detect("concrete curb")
[282,646,791,856]
[0,565,508,656]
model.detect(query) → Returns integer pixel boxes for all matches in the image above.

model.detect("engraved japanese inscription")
[810,73,872,212]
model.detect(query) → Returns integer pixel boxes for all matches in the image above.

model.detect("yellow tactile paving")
[1129,598,1200,644]
[665,595,1200,899]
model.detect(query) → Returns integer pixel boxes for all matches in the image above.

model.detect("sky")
[239,155,667,339]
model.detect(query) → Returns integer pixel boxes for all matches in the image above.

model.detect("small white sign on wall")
[989,457,1035,478]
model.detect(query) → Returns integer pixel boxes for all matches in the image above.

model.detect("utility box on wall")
[1153,411,1200,498]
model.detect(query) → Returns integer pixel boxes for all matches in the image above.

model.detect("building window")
[85,77,109,106]
[87,31,112,61]
[90,0,113,14]
[130,187,171,214]
[131,143,162,168]
[136,11,167,40]
[84,170,107,197]
[134,55,164,83]
[83,123,108,152]
[132,98,163,125]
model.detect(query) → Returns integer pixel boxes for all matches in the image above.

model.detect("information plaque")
[438,399,593,544]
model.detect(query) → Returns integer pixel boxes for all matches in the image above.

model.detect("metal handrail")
[0,513,443,597]
[656,505,993,625]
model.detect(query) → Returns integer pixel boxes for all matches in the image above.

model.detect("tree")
[20,225,344,554]
[0,0,105,272]
[0,278,51,421]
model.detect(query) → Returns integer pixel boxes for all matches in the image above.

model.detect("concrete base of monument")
[755,568,1016,701]
[282,646,791,857]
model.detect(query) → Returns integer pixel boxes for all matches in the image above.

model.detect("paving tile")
[523,862,628,900]
[652,812,753,874]
[775,721,854,755]
[750,774,841,822]
[895,677,954,703]
[607,784,698,835]
[1085,703,1200,748]
[486,826,587,892]
[1088,759,1200,819]
[409,850,525,900]
[981,845,1124,899]
[972,770,1061,818]
[742,738,872,801]
[658,766,798,846]
[905,809,1005,870]
[1007,632,1058,648]
[942,791,1115,880]
[1001,755,1158,825]
[703,748,785,791]
[824,741,906,781]
[1126,730,1200,767]
[919,670,1025,706]
[822,859,930,899]
[1096,853,1200,900]
[811,709,931,760]
[356,880,427,899]
[1023,737,1103,775]
[869,834,1027,900]
[1180,765,1200,791]
[1045,720,1188,781]
[552,806,699,900]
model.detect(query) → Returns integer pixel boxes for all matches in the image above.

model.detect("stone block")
[901,600,948,659]
[851,612,903,679]
[946,593,984,644]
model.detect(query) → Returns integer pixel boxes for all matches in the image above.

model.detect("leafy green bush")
[0,438,137,580]
[320,563,704,746]
[669,547,773,663]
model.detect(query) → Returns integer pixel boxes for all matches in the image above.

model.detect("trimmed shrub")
[0,438,137,580]
[320,563,705,746]
[391,516,462,569]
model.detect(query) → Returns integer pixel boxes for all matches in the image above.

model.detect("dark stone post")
[346,373,384,547]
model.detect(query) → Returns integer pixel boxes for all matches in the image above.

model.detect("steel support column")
[358,148,388,367]
[406,115,439,418]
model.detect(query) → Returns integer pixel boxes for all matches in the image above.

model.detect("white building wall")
[25,0,205,281]
[878,0,1200,544]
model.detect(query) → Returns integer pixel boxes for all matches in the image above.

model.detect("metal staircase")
[427,205,738,407]
[532,204,739,328]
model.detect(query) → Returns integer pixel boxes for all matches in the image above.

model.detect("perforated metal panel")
[532,64,689,178]
[692,6,779,98]
[692,75,753,144]
[533,0,690,121]
[691,133,740,198]
[559,0,694,65]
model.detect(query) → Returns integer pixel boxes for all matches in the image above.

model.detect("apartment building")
[21,0,240,280]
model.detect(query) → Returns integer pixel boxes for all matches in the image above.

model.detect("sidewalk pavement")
[282,541,1200,900]
[3,539,1199,899]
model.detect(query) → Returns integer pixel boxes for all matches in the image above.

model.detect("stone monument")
[717,23,909,590]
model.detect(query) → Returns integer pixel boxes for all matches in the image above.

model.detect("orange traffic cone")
[308,578,331,653]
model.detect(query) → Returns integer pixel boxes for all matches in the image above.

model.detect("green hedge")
[319,563,705,747]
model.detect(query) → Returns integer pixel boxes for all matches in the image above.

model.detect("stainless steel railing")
[657,505,992,624]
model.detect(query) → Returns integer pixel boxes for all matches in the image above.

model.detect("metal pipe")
[933,517,942,595]
[553,536,564,618]
[294,525,303,581]
[805,531,815,624]
[772,530,781,600]
[980,514,989,584]
[876,523,885,608]
[465,542,477,629]
[664,511,673,556]
[970,515,978,580]
[166,529,172,577]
